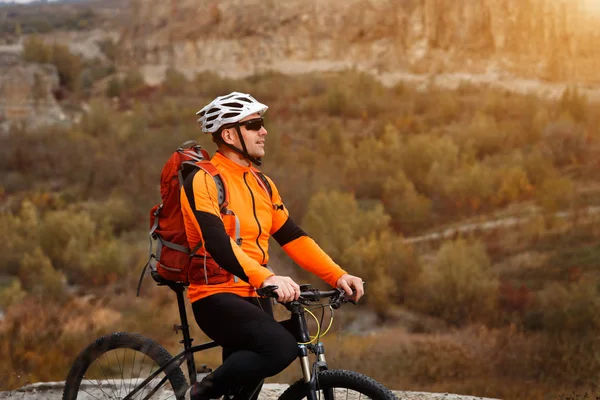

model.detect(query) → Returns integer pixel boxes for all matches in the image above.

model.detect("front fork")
[299,342,329,400]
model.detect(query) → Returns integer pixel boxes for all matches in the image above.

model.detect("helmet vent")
[222,102,244,108]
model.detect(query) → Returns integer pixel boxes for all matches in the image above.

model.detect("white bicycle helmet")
[196,92,268,133]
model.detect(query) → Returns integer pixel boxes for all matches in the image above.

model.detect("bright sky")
[581,0,600,13]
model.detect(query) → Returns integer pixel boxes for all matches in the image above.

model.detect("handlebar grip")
[256,285,279,298]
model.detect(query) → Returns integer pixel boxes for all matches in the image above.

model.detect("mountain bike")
[62,270,397,400]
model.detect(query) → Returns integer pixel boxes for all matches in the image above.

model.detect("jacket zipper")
[243,172,266,264]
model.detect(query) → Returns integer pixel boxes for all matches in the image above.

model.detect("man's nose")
[259,126,268,136]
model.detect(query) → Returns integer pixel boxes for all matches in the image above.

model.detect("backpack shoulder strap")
[194,160,229,211]
[194,161,242,249]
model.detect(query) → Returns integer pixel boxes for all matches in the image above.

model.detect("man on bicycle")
[181,92,364,400]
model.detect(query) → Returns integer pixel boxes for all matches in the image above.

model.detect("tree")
[345,231,421,318]
[382,171,432,233]
[409,239,498,326]
[301,190,391,263]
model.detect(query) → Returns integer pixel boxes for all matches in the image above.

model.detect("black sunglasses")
[238,117,264,132]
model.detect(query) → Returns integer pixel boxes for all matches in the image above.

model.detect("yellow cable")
[319,305,334,337]
[297,307,320,345]
[297,306,335,344]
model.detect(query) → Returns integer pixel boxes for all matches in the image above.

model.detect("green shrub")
[19,247,66,301]
[193,71,244,99]
[343,124,403,198]
[301,191,391,263]
[440,163,496,212]
[324,330,485,388]
[121,70,146,94]
[344,231,421,316]
[23,37,83,92]
[557,87,588,123]
[492,166,533,207]
[541,119,588,167]
[22,35,51,64]
[382,171,432,232]
[38,209,96,281]
[300,70,388,118]
[536,177,575,212]
[0,201,40,275]
[105,76,121,98]
[50,43,83,92]
[80,98,120,136]
[401,134,460,194]
[536,280,600,334]
[80,239,127,286]
[162,67,188,95]
[522,148,557,186]
[86,196,141,236]
[410,239,498,326]
[458,112,507,159]
[0,279,26,309]
[427,90,460,124]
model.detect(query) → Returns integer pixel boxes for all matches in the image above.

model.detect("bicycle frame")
[134,280,330,400]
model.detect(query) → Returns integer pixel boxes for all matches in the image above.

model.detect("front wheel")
[62,332,188,400]
[278,369,397,400]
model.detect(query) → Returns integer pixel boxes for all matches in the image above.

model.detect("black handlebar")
[256,284,353,309]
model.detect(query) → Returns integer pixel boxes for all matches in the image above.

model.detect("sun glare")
[580,0,600,14]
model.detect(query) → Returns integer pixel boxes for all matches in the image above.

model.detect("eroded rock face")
[120,0,600,83]
[0,54,65,131]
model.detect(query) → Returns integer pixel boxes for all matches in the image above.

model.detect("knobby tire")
[278,369,397,400]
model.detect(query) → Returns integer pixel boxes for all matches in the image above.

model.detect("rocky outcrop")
[119,0,600,84]
[0,53,65,131]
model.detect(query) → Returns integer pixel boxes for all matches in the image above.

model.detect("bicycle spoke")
[133,354,148,400]
[77,382,105,400]
[105,352,122,397]
[114,346,124,398]
[122,348,128,398]
[128,349,137,397]
[96,354,120,399]
[315,387,376,400]
[64,334,187,400]
[82,378,121,400]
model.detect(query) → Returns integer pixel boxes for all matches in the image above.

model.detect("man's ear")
[221,128,236,145]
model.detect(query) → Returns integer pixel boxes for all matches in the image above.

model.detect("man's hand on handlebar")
[335,274,364,302]
[260,275,300,302]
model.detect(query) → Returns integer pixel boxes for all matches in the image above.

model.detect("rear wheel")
[278,369,397,400]
[62,332,187,400]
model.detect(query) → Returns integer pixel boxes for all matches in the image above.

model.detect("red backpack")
[137,141,273,294]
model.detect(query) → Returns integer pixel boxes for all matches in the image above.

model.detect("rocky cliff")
[119,0,600,85]
[0,53,65,131]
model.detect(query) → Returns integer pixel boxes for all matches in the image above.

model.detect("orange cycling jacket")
[180,151,347,303]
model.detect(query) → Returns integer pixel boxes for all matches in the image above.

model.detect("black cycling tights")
[191,293,298,399]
